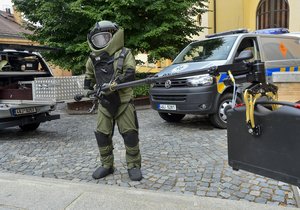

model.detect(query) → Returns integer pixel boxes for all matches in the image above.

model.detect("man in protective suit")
[84,20,142,181]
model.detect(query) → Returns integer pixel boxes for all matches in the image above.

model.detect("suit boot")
[92,166,114,179]
[128,167,142,181]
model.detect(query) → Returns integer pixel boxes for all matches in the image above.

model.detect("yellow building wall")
[207,3,215,35]
[49,64,72,76]
[216,0,244,33]
[208,0,300,34]
[289,0,300,32]
[0,37,33,45]
[243,0,259,31]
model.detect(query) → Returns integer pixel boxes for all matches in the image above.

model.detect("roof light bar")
[254,28,289,35]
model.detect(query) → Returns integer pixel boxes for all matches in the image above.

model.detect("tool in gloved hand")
[74,81,119,114]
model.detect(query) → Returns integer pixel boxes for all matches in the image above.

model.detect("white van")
[150,28,300,128]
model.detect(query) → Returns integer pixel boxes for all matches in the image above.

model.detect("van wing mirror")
[234,50,253,62]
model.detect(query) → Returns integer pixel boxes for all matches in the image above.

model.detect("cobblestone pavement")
[0,106,297,208]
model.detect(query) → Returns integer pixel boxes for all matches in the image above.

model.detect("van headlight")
[186,74,213,87]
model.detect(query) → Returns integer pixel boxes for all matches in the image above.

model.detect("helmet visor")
[91,32,112,49]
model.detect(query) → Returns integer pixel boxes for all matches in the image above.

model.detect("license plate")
[158,104,176,111]
[12,107,37,116]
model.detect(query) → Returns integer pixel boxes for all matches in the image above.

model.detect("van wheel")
[158,112,185,122]
[19,123,40,131]
[209,93,242,129]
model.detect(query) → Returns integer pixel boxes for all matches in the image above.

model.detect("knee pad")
[122,130,139,147]
[94,131,111,147]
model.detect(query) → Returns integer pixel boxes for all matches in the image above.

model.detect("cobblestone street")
[0,106,297,208]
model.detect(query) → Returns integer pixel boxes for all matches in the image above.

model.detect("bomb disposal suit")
[84,21,142,181]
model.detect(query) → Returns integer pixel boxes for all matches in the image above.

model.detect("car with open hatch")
[0,44,60,131]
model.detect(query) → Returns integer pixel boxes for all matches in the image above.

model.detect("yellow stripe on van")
[280,67,286,72]
[217,83,225,93]
[216,74,226,93]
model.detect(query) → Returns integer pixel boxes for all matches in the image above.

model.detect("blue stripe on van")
[215,67,298,81]
[266,68,281,76]
[266,66,299,76]
[218,73,228,83]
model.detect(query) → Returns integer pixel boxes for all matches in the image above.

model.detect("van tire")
[209,93,242,129]
[158,112,185,122]
[19,123,40,131]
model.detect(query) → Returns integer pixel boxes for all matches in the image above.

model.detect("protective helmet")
[87,20,119,50]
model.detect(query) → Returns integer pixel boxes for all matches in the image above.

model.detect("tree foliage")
[12,0,207,74]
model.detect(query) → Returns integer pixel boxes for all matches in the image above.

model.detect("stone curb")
[0,172,298,210]
[292,186,300,208]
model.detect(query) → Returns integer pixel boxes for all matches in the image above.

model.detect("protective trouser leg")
[117,103,142,181]
[94,131,114,168]
[122,130,141,169]
[92,131,114,179]
[117,103,141,169]
[122,130,142,181]
[95,108,115,167]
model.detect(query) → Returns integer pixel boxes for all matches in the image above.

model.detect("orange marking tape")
[279,42,287,58]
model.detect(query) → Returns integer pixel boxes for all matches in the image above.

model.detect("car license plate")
[12,107,37,116]
[158,104,176,111]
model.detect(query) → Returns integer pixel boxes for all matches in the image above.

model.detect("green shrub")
[133,72,154,97]
[133,84,150,98]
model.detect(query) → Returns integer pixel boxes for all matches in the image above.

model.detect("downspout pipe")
[214,0,217,33]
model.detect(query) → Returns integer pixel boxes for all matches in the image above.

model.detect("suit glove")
[83,89,95,97]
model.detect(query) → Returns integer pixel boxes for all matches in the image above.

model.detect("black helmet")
[87,20,119,50]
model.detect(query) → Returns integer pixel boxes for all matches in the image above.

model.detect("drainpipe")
[214,0,217,33]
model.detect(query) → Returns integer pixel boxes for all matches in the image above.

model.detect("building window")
[256,0,289,29]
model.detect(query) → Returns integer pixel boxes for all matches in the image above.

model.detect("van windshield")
[173,36,237,64]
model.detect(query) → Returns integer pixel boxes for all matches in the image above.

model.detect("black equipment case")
[227,103,300,186]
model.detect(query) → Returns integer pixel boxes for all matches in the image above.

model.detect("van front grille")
[152,95,186,102]
[154,78,188,88]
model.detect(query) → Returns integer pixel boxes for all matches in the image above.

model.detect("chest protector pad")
[90,51,114,86]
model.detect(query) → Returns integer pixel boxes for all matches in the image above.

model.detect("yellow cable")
[267,92,279,110]
[250,93,262,128]
[249,94,255,128]
[244,89,262,129]
[243,84,279,132]
[228,70,235,83]
[244,90,250,125]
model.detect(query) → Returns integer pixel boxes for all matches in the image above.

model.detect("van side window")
[261,37,300,61]
[234,38,260,62]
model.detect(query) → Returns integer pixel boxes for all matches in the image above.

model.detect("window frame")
[256,0,289,29]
